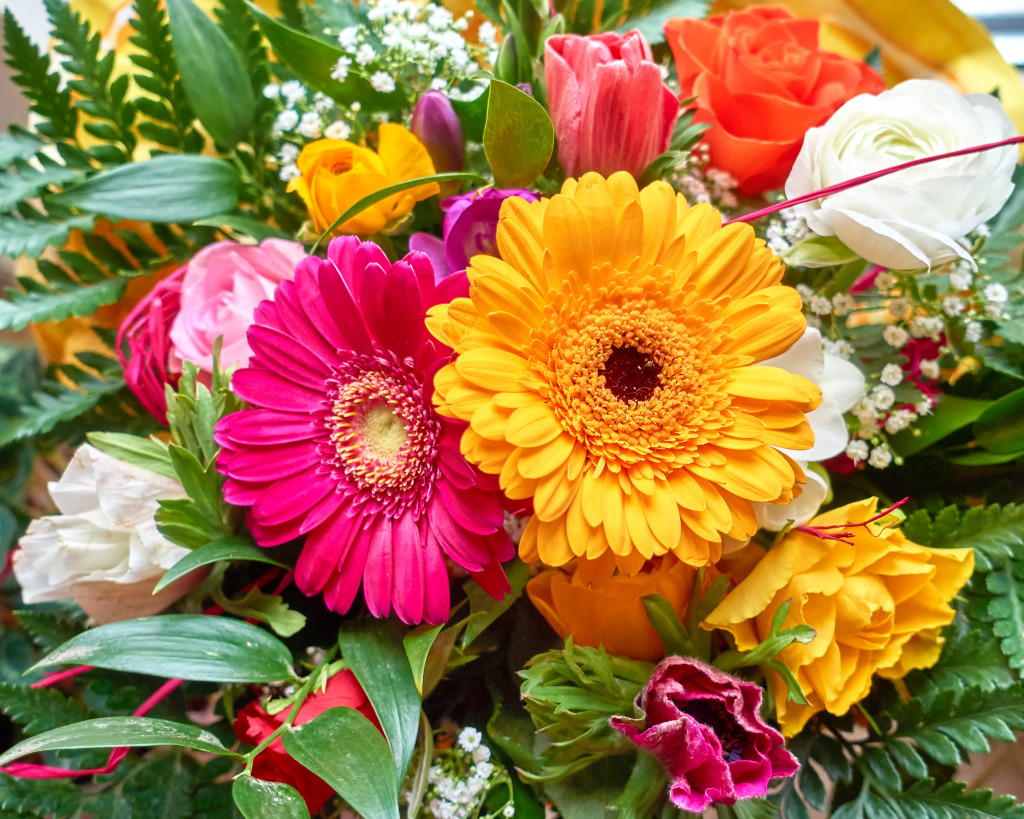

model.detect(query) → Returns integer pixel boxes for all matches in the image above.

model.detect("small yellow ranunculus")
[288,124,440,236]
[703,498,973,736]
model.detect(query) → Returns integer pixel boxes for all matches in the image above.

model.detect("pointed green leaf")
[483,80,553,188]
[86,431,177,480]
[0,717,239,767]
[166,0,256,145]
[155,536,290,593]
[31,615,297,683]
[282,708,399,819]
[232,775,310,819]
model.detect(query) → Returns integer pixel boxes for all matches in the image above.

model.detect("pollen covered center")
[358,403,408,462]
[602,345,662,403]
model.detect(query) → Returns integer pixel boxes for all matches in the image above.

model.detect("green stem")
[241,646,339,774]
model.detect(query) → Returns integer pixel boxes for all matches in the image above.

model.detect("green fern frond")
[0,211,95,259]
[0,683,91,737]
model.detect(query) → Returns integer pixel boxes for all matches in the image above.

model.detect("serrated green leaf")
[0,132,42,165]
[0,273,131,332]
[166,0,256,145]
[483,80,553,188]
[50,155,240,222]
[0,213,95,259]
[0,165,82,212]
[31,614,297,683]
[0,682,91,736]
[215,586,305,638]
[282,708,399,819]
[0,717,240,767]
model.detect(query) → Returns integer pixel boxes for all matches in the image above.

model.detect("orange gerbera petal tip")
[427,172,821,574]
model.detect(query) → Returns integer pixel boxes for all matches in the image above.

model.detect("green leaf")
[14,610,85,653]
[642,594,699,658]
[403,623,445,696]
[714,599,816,672]
[0,272,130,332]
[0,682,91,736]
[461,558,530,648]
[50,155,240,222]
[31,615,297,683]
[973,386,1024,454]
[310,171,484,253]
[86,431,177,480]
[337,619,421,779]
[246,3,400,110]
[156,498,221,549]
[155,536,290,593]
[782,235,860,268]
[609,751,667,819]
[0,132,42,165]
[889,394,991,457]
[232,775,310,819]
[194,214,292,241]
[282,708,400,819]
[0,717,239,767]
[483,80,554,188]
[611,0,707,45]
[215,587,306,638]
[166,0,256,146]
[987,563,1024,675]
[887,779,1024,818]
[0,165,82,212]
[0,213,95,259]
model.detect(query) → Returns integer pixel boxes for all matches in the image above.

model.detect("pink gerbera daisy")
[214,237,514,624]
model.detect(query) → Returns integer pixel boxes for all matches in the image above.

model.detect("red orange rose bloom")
[664,6,885,195]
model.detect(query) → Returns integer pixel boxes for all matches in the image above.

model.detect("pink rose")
[611,657,798,813]
[545,30,679,178]
[118,239,304,423]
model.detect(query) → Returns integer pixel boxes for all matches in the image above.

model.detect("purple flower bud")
[410,90,465,174]
[441,188,539,273]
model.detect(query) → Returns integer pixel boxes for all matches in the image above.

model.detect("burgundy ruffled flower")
[214,237,514,624]
[611,657,798,813]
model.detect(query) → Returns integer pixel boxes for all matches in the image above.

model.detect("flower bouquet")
[1,0,1024,816]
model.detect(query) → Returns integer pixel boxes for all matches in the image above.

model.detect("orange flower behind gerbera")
[664,6,885,196]
[527,555,701,661]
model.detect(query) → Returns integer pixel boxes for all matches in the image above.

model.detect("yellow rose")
[287,124,440,236]
[703,498,974,736]
[527,555,701,661]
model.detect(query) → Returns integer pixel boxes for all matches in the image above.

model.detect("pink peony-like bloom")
[118,239,305,424]
[611,657,798,813]
[214,237,514,624]
[545,30,679,179]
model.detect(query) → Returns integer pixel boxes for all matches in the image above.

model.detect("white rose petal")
[786,80,1017,271]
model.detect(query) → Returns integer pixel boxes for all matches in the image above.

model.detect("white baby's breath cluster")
[419,727,514,819]
[766,209,812,256]
[670,145,740,211]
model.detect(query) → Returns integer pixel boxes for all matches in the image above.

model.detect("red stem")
[724,135,1024,226]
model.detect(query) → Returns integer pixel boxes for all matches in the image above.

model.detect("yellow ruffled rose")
[287,124,440,236]
[527,555,701,661]
[703,498,974,736]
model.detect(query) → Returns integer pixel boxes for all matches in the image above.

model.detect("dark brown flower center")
[680,698,746,764]
[602,345,662,403]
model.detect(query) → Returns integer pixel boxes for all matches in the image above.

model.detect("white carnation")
[786,80,1017,271]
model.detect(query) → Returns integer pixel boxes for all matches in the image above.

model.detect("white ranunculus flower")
[786,79,1017,271]
[756,328,865,532]
[13,444,196,622]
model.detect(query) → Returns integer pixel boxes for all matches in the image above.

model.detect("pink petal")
[232,368,325,412]
[423,531,451,624]
[247,325,332,388]
[438,480,504,534]
[318,263,373,356]
[215,409,318,446]
[251,468,335,528]
[427,495,488,571]
[297,511,358,595]
[220,440,320,482]
[325,521,374,613]
[362,515,395,618]
[360,260,424,362]
[391,511,425,624]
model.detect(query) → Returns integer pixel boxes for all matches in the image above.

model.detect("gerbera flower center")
[602,345,662,403]
[319,354,440,515]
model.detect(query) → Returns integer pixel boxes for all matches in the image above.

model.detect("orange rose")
[287,124,440,236]
[527,556,699,661]
[664,6,885,196]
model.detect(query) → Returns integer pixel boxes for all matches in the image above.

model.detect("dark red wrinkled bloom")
[610,657,797,813]
[234,670,381,814]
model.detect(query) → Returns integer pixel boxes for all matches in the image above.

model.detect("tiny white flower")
[909,315,944,340]
[430,77,448,91]
[478,21,497,46]
[919,359,941,380]
[475,760,494,779]
[338,26,360,51]
[355,44,376,66]
[281,79,306,105]
[949,265,973,291]
[845,440,869,462]
[976,222,991,237]
[471,745,491,764]
[868,444,893,469]
[883,325,910,347]
[965,320,984,343]
[795,283,814,303]
[428,7,454,28]
[832,292,854,316]
[915,398,935,415]
[503,806,516,818]
[458,727,483,752]
[278,163,300,182]
[324,120,352,141]
[370,71,396,93]
[278,143,300,164]
[984,282,1009,303]
[331,56,352,82]
[297,111,323,139]
[351,101,362,112]
[880,363,904,387]
[274,109,300,132]
[262,83,281,99]
[875,271,897,291]
[884,408,916,434]
[809,295,832,315]
[942,295,965,317]
[887,297,909,319]
[453,17,470,30]
[871,385,895,410]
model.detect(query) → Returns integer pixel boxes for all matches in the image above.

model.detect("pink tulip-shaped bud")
[545,30,679,179]
[411,90,465,174]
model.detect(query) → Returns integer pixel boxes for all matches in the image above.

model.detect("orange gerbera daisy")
[427,172,821,573]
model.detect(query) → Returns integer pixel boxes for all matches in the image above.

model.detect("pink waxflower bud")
[545,30,679,179]
[410,90,465,174]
